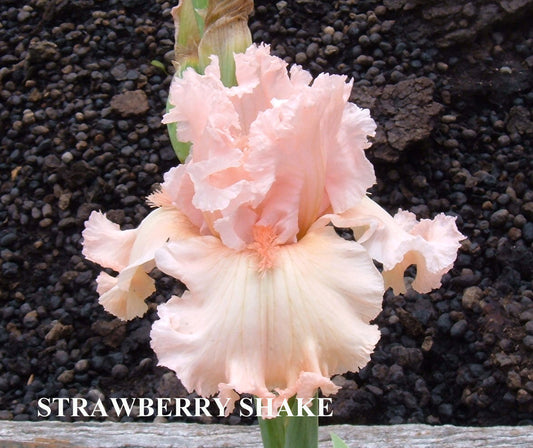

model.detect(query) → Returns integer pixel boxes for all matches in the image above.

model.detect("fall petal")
[151,222,384,411]
[83,207,199,320]
[82,211,137,272]
[97,267,155,320]
[331,196,464,294]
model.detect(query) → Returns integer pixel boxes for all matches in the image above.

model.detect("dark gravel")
[1,0,532,426]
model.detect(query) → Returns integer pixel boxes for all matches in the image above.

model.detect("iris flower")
[82,44,463,414]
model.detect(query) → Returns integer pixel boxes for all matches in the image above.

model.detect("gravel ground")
[1,0,532,426]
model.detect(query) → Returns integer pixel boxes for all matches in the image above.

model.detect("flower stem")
[258,395,319,448]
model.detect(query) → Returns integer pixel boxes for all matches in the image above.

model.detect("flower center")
[234,135,249,152]
[250,225,278,272]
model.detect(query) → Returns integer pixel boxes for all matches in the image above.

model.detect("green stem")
[258,395,319,448]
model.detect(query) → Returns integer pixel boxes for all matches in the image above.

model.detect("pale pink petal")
[186,148,249,212]
[159,44,377,250]
[151,222,384,413]
[97,266,155,320]
[153,166,206,232]
[229,44,297,131]
[326,101,376,213]
[163,64,240,161]
[128,208,199,265]
[213,205,258,250]
[82,211,137,271]
[83,208,199,320]
[331,196,464,294]
[95,271,116,295]
[242,69,375,244]
[383,213,465,293]
[243,80,334,242]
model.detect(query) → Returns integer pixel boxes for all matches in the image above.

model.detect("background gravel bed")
[0,0,532,426]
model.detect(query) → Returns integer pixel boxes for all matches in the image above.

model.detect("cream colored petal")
[331,196,464,294]
[151,222,384,412]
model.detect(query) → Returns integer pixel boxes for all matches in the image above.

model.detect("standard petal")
[163,65,240,156]
[151,222,384,413]
[331,196,464,294]
[325,101,376,213]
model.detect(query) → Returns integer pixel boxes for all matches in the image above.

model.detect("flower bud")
[198,0,253,86]
[167,0,253,161]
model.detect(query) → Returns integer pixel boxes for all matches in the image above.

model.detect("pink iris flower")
[82,44,463,414]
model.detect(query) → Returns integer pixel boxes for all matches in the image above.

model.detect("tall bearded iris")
[82,44,463,415]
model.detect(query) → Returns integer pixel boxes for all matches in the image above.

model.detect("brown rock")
[57,369,74,384]
[351,77,443,162]
[507,106,533,136]
[27,40,59,64]
[45,321,74,343]
[157,371,188,397]
[91,319,127,348]
[397,307,425,337]
[111,90,149,117]
[462,286,483,310]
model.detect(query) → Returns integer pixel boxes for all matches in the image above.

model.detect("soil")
[0,0,532,426]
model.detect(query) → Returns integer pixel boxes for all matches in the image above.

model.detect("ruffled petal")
[149,166,206,233]
[229,44,312,132]
[160,44,376,250]
[325,101,376,213]
[97,267,155,320]
[82,211,137,271]
[382,212,465,293]
[331,196,464,294]
[244,72,358,243]
[83,207,200,320]
[151,221,384,414]
[163,64,240,158]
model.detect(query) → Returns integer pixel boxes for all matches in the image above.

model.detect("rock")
[390,346,424,369]
[462,286,483,310]
[61,161,97,188]
[45,321,74,343]
[110,63,129,81]
[111,90,150,117]
[450,319,468,337]
[351,78,443,162]
[157,372,188,397]
[506,106,533,136]
[111,364,129,379]
[57,370,74,384]
[26,40,59,64]
[74,359,90,373]
[397,307,426,337]
[490,209,510,227]
[91,319,127,348]
[22,311,38,329]
[524,335,533,350]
